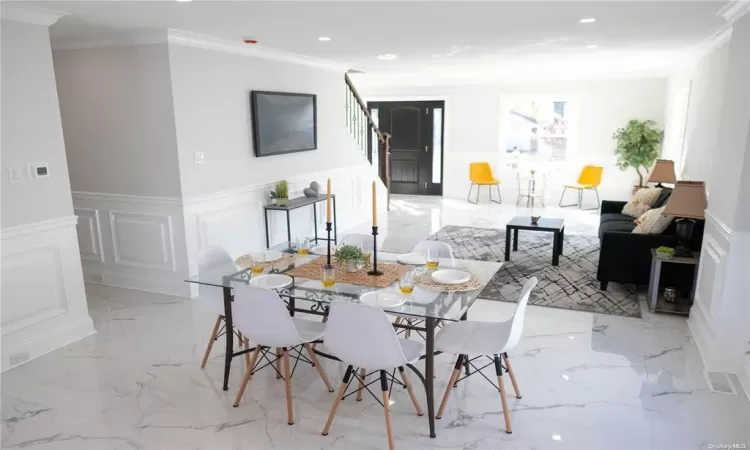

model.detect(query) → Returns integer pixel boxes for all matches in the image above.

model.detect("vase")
[276,198,289,206]
[346,261,358,273]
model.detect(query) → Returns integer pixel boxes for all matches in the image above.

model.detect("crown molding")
[718,0,750,24]
[166,29,350,73]
[51,29,168,51]
[0,3,69,26]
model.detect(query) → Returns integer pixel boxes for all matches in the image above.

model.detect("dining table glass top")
[185,242,502,322]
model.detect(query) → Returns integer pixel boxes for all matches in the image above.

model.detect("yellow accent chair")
[468,162,502,204]
[559,165,603,210]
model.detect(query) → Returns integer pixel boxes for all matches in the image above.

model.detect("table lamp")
[662,181,707,257]
[647,159,677,188]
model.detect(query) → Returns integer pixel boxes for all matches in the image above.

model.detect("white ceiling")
[31,0,732,83]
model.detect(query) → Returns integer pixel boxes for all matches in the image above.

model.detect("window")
[504,96,576,169]
[432,108,443,184]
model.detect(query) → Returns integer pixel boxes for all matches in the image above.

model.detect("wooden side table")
[648,249,700,315]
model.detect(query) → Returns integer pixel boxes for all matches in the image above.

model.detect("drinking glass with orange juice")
[399,269,415,295]
[250,253,265,274]
[426,249,440,270]
[322,264,336,288]
[296,238,310,255]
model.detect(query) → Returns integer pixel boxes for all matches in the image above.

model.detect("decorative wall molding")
[51,29,168,51]
[0,4,69,26]
[166,29,349,73]
[1,215,78,240]
[109,211,177,272]
[74,208,105,263]
[1,216,94,372]
[73,191,182,206]
[704,211,733,244]
[718,0,750,24]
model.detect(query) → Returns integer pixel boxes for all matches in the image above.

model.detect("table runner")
[285,257,409,289]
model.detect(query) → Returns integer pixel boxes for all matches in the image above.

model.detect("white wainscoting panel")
[1,216,95,372]
[73,192,190,297]
[687,212,744,375]
[74,208,104,263]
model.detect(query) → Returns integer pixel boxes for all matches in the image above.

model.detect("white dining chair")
[411,240,454,262]
[321,301,424,450]
[434,277,538,434]
[198,246,248,369]
[231,285,334,425]
[339,233,377,252]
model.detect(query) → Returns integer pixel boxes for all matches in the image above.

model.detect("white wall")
[53,42,182,198]
[167,43,364,197]
[1,19,75,228]
[680,40,730,186]
[0,15,94,372]
[357,78,667,202]
[682,13,750,399]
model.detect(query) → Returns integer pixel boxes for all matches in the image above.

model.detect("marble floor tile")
[2,195,749,449]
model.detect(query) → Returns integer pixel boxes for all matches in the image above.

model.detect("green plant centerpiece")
[270,180,289,206]
[334,244,368,272]
[612,119,664,188]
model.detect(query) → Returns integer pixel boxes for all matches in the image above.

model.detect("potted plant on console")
[271,180,289,206]
[613,119,663,193]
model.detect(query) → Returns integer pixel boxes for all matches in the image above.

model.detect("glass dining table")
[185,243,502,438]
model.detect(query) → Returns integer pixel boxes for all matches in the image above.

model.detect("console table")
[263,194,337,248]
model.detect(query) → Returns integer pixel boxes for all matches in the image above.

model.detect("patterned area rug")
[428,225,641,318]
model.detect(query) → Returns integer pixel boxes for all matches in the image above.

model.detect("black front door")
[370,101,444,195]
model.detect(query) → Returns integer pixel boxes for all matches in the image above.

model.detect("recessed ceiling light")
[586,44,598,49]
[552,435,562,441]
[376,54,398,61]
[318,37,331,42]
[579,17,596,23]
[176,0,192,2]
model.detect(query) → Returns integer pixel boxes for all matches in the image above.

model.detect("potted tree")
[612,119,664,192]
[270,180,289,206]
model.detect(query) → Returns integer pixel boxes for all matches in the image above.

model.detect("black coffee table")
[505,217,565,266]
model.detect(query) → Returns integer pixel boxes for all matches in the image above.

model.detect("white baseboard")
[1,216,96,372]
[739,358,750,403]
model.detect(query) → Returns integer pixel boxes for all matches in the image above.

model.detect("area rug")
[428,225,641,318]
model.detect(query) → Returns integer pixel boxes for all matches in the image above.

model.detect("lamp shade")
[647,159,677,184]
[662,181,707,219]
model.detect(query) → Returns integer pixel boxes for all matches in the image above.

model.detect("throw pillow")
[633,206,673,234]
[622,187,662,217]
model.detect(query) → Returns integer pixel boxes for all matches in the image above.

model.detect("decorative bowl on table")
[530,216,541,225]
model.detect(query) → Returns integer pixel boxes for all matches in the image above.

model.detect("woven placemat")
[415,271,484,292]
[285,257,408,289]
[236,253,297,271]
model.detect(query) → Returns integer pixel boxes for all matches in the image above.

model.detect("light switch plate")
[195,152,205,164]
[7,167,23,184]
[28,163,50,179]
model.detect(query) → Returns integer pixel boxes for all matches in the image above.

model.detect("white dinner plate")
[263,250,283,262]
[310,245,334,256]
[397,253,427,265]
[248,274,292,290]
[359,291,407,309]
[431,269,471,285]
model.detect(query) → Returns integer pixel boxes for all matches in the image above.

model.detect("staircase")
[344,73,390,207]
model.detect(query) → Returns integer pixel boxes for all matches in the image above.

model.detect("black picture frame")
[250,90,318,157]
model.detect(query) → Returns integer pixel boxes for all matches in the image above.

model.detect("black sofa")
[597,188,704,290]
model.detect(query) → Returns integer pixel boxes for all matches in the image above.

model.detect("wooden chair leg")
[243,338,251,370]
[282,348,294,425]
[437,355,464,419]
[200,315,223,369]
[322,365,353,436]
[503,353,522,399]
[305,344,334,392]
[232,346,262,407]
[380,370,396,450]
[275,348,282,379]
[398,367,423,416]
[356,368,366,401]
[494,355,512,434]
